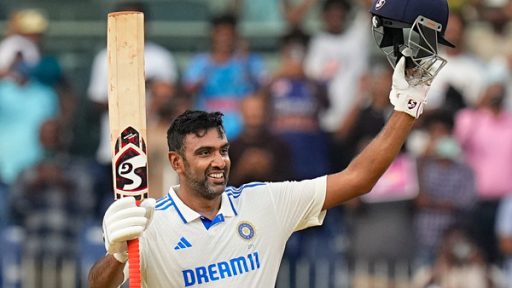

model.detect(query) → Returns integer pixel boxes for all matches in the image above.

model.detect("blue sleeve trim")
[225,182,266,199]
[155,193,188,224]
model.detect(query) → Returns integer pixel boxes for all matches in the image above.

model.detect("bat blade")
[108,11,148,200]
[107,11,147,288]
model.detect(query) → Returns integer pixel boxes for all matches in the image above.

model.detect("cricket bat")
[107,11,148,288]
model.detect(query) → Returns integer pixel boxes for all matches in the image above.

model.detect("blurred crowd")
[1,0,512,287]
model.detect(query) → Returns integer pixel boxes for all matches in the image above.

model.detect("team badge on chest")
[237,221,255,240]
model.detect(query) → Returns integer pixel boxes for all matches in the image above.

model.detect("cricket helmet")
[370,0,455,85]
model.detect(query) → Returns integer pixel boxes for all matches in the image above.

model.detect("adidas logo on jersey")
[174,237,192,250]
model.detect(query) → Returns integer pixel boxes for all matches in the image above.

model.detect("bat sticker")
[113,126,148,200]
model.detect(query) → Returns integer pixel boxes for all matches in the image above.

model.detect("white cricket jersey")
[137,176,327,287]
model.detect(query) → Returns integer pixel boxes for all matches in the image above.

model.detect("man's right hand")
[102,197,155,263]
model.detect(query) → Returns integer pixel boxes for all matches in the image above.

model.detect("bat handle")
[128,238,141,287]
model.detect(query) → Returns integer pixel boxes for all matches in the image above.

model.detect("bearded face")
[174,127,231,200]
[182,154,228,200]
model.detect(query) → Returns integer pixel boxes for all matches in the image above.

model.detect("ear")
[168,151,183,173]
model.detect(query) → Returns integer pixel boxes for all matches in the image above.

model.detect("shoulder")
[0,35,34,49]
[154,193,174,211]
[225,182,268,199]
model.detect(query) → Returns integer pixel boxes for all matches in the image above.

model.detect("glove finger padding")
[140,197,156,229]
[102,197,156,262]
[392,57,409,90]
[109,217,148,242]
[389,57,430,118]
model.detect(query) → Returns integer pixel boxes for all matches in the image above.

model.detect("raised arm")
[323,57,427,209]
[324,111,414,209]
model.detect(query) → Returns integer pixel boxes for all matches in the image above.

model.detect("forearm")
[88,255,125,288]
[348,112,414,188]
[325,112,415,208]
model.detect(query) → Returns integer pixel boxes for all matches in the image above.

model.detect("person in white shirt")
[304,0,371,132]
[427,11,487,111]
[0,8,48,75]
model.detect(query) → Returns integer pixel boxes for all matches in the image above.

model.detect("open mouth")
[207,172,225,184]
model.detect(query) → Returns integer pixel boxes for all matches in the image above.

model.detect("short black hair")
[167,110,225,153]
[210,13,237,28]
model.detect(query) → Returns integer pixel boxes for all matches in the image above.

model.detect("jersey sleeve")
[266,176,327,234]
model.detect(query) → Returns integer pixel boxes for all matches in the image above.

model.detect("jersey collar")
[167,185,237,224]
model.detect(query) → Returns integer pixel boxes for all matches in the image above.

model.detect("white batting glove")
[389,56,430,118]
[102,197,156,263]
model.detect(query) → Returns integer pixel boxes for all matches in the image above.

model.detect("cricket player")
[89,0,455,286]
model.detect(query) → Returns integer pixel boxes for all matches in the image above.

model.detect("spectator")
[228,94,293,187]
[231,0,321,30]
[333,61,393,170]
[0,7,75,225]
[496,194,512,287]
[264,28,330,180]
[0,9,47,77]
[485,34,512,113]
[428,11,487,112]
[413,225,505,288]
[9,119,94,287]
[454,78,512,264]
[466,0,512,63]
[147,84,190,199]
[413,110,477,267]
[281,0,321,29]
[304,0,370,133]
[0,8,73,127]
[0,50,59,185]
[87,1,178,218]
[183,13,267,140]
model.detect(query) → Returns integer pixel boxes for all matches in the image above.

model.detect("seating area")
[0,0,287,92]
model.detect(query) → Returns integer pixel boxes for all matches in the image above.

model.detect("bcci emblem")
[237,222,255,240]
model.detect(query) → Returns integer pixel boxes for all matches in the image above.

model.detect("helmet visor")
[372,16,447,85]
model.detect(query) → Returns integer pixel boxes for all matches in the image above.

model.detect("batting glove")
[102,197,155,263]
[389,56,430,118]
